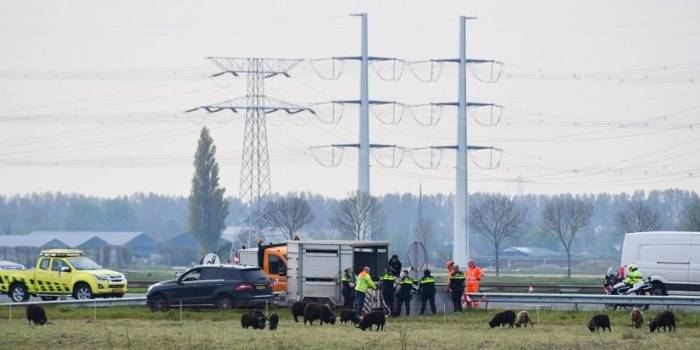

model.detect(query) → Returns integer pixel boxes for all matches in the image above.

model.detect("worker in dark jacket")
[448,265,466,311]
[388,255,402,277]
[418,269,437,315]
[341,267,355,309]
[379,268,397,315]
[396,269,415,316]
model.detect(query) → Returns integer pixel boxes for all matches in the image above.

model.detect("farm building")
[0,231,159,267]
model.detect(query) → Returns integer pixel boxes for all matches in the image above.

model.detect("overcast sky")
[1,0,699,198]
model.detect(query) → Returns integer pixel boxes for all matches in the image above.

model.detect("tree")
[331,191,385,240]
[541,195,594,278]
[679,195,700,231]
[413,218,433,253]
[261,193,314,240]
[469,194,528,277]
[616,200,662,233]
[188,127,229,254]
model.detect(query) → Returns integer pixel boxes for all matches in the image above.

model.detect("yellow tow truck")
[0,249,127,302]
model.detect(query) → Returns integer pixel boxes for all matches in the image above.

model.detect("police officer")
[396,269,415,316]
[418,269,437,315]
[341,267,355,309]
[448,265,466,311]
[379,268,397,314]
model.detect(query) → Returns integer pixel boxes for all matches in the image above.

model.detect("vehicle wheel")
[641,304,650,311]
[40,296,58,301]
[216,295,234,310]
[73,283,93,300]
[651,283,667,296]
[115,293,124,298]
[148,294,169,312]
[9,284,30,302]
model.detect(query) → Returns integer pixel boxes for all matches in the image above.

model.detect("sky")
[0,0,699,199]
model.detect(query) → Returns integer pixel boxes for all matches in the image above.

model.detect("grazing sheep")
[356,310,385,331]
[241,313,265,329]
[649,311,676,332]
[587,314,611,332]
[488,310,516,328]
[303,303,335,325]
[630,308,644,329]
[291,301,307,323]
[340,309,359,325]
[320,304,337,325]
[249,309,265,318]
[268,313,279,331]
[515,311,533,328]
[26,305,49,326]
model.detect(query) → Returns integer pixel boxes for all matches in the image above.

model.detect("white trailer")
[286,240,389,306]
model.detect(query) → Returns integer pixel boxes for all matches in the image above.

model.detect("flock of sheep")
[239,301,679,334]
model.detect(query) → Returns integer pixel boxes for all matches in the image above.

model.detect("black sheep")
[26,305,49,326]
[241,313,266,329]
[291,301,307,323]
[268,313,279,331]
[488,310,516,328]
[340,308,359,325]
[587,314,611,332]
[303,303,335,325]
[320,304,336,325]
[356,310,385,331]
[649,311,676,332]
[249,309,265,318]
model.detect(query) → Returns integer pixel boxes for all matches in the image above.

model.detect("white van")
[620,231,700,295]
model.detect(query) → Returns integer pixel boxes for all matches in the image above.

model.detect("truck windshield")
[67,257,102,270]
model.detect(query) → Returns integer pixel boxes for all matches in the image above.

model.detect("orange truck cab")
[239,242,288,293]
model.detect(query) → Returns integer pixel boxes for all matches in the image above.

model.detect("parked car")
[0,260,25,270]
[146,264,273,311]
[620,231,700,295]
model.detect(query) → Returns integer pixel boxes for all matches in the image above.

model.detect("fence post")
[179,300,183,322]
[8,304,11,320]
[94,300,97,321]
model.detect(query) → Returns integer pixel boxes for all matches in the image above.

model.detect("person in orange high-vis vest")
[464,259,484,308]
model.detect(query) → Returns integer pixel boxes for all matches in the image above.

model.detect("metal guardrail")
[127,281,603,292]
[0,297,146,308]
[468,292,700,307]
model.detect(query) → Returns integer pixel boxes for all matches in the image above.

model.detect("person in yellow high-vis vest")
[354,266,376,315]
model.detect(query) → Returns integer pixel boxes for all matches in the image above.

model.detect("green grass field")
[2,306,699,349]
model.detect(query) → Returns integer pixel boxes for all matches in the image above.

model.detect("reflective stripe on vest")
[420,277,435,284]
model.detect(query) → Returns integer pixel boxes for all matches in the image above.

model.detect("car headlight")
[94,275,109,282]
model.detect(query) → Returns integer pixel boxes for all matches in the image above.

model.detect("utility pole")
[187,57,314,241]
[356,13,370,194]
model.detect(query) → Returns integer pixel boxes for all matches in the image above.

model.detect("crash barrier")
[468,292,700,311]
[1,297,146,321]
[127,280,603,294]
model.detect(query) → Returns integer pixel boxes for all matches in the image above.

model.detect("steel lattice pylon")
[240,59,271,210]
[187,57,313,224]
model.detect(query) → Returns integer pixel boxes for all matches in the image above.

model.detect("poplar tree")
[189,127,229,254]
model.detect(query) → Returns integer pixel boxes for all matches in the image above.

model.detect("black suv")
[146,264,272,311]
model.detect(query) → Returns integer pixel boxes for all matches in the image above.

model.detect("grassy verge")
[3,307,699,349]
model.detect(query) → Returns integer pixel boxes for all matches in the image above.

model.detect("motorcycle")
[603,267,652,310]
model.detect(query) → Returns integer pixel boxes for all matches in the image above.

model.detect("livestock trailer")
[286,240,390,306]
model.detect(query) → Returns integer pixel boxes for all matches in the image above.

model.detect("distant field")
[2,307,699,349]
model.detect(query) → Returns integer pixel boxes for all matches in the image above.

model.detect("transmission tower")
[187,57,314,226]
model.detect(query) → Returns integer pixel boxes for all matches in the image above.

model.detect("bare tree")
[616,200,662,233]
[469,194,528,277]
[541,195,594,278]
[331,191,385,240]
[260,193,314,240]
[679,195,700,231]
[413,218,433,253]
